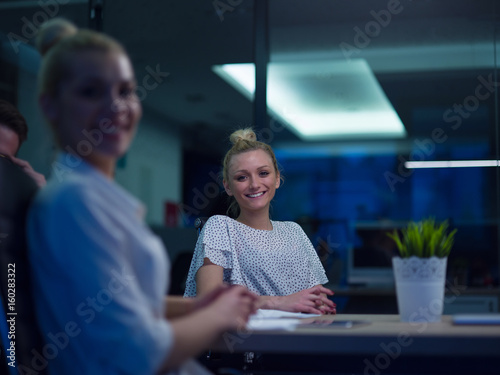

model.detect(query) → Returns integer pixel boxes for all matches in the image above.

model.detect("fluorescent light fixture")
[212,59,406,141]
[405,160,500,169]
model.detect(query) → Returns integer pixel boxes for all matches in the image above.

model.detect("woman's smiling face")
[43,49,141,168]
[223,149,280,215]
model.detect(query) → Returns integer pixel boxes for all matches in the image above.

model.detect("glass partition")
[1,0,498,304]
[266,0,499,291]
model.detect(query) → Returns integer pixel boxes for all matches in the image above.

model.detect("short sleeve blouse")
[184,215,328,297]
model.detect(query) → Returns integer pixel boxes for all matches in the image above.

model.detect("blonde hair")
[223,128,281,218]
[36,18,125,97]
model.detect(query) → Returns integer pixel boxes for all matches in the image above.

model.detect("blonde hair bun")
[229,128,257,145]
[36,18,78,56]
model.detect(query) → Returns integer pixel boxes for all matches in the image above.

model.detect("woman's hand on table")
[204,285,258,330]
[262,285,336,315]
[191,283,233,312]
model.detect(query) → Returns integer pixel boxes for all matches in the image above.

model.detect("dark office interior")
[0,1,499,373]
[1,0,499,312]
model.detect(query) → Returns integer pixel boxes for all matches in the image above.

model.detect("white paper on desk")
[252,309,322,319]
[246,309,321,331]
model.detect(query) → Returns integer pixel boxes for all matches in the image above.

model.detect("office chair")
[164,217,209,296]
[194,216,208,235]
[169,252,194,295]
[0,156,48,375]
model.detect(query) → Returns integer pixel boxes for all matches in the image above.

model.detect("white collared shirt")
[28,152,173,375]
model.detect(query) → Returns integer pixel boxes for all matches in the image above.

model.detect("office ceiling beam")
[253,0,269,131]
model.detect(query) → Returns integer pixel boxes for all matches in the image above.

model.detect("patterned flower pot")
[392,256,447,323]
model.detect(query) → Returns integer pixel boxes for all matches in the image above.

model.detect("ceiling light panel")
[213,59,406,141]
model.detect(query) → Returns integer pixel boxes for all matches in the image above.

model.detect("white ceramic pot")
[392,256,447,323]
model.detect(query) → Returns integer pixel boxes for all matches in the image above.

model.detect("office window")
[265,0,500,290]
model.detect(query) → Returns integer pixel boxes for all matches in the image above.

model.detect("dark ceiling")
[0,0,498,156]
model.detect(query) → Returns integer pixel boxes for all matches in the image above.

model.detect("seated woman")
[184,128,336,314]
[28,18,256,375]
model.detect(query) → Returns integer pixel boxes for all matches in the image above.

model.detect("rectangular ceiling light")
[212,59,406,141]
[406,160,500,169]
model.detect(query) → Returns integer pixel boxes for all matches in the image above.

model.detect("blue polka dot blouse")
[184,215,329,297]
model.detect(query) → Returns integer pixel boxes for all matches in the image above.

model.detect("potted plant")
[387,218,457,322]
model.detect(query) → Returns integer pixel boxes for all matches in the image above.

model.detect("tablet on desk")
[298,319,371,328]
[452,314,500,325]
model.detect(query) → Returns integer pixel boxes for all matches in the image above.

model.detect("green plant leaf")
[386,217,457,258]
[387,230,405,257]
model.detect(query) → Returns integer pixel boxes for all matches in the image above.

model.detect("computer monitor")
[347,225,400,287]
